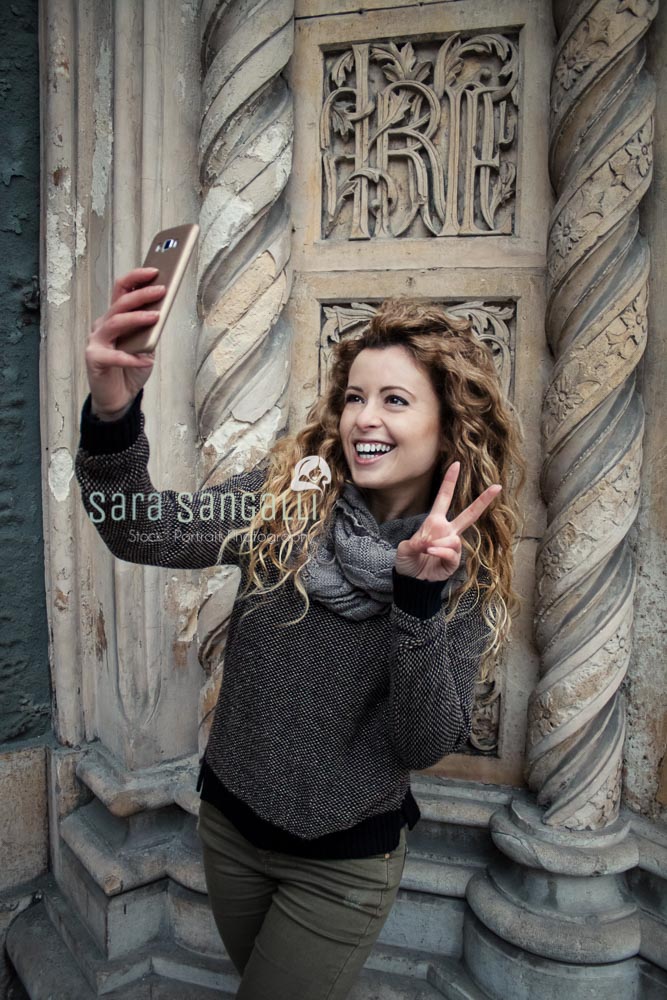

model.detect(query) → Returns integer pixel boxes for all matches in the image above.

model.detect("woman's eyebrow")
[346,384,416,398]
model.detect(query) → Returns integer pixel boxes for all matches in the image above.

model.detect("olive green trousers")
[197,798,407,1000]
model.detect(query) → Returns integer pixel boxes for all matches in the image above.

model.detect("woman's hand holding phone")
[85,268,166,420]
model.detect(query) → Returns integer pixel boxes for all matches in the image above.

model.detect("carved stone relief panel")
[290,0,552,269]
[320,299,515,395]
[321,33,519,241]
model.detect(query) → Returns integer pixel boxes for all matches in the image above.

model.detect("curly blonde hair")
[216,298,526,681]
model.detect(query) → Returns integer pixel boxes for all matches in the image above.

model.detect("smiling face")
[338,345,446,523]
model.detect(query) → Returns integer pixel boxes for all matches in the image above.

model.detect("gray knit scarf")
[300,479,467,620]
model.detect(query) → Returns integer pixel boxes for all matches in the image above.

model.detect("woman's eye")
[344,394,407,405]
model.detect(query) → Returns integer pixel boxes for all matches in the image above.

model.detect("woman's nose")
[357,401,382,424]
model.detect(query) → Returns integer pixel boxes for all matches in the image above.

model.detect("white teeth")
[355,443,394,454]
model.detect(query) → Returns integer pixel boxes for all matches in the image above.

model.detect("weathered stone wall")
[0,0,50,917]
[0,0,50,745]
[0,4,51,995]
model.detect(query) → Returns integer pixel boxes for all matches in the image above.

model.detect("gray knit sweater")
[75,389,492,841]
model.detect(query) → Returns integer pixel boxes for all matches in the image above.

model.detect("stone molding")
[527,0,659,830]
[59,807,205,898]
[41,0,88,748]
[75,744,199,817]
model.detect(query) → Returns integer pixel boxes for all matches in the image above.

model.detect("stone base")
[639,959,667,999]
[8,877,667,1000]
[430,944,667,1000]
[5,877,454,999]
[462,910,638,1000]
[6,883,239,999]
[5,774,509,998]
[428,795,667,1000]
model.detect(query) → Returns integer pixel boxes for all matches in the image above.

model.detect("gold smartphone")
[119,223,200,354]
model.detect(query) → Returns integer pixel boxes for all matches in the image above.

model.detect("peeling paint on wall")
[75,200,86,259]
[45,200,73,307]
[206,569,234,596]
[47,446,74,502]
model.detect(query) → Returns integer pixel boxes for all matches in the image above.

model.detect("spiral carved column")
[196,0,294,460]
[451,5,659,995]
[194,0,296,737]
[527,0,658,831]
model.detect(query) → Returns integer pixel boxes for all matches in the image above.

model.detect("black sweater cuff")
[391,565,446,620]
[79,389,144,455]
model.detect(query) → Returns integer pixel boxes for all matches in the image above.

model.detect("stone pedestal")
[463,800,640,999]
[429,795,667,1000]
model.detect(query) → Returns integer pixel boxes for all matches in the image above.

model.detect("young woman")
[76,267,525,1000]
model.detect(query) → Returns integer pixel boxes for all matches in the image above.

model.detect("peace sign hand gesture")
[394,462,502,582]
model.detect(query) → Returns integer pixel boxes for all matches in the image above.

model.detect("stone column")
[448,2,659,997]
[194,0,295,749]
[39,0,206,776]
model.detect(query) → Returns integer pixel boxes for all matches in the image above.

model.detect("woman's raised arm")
[76,268,265,569]
[75,390,266,569]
